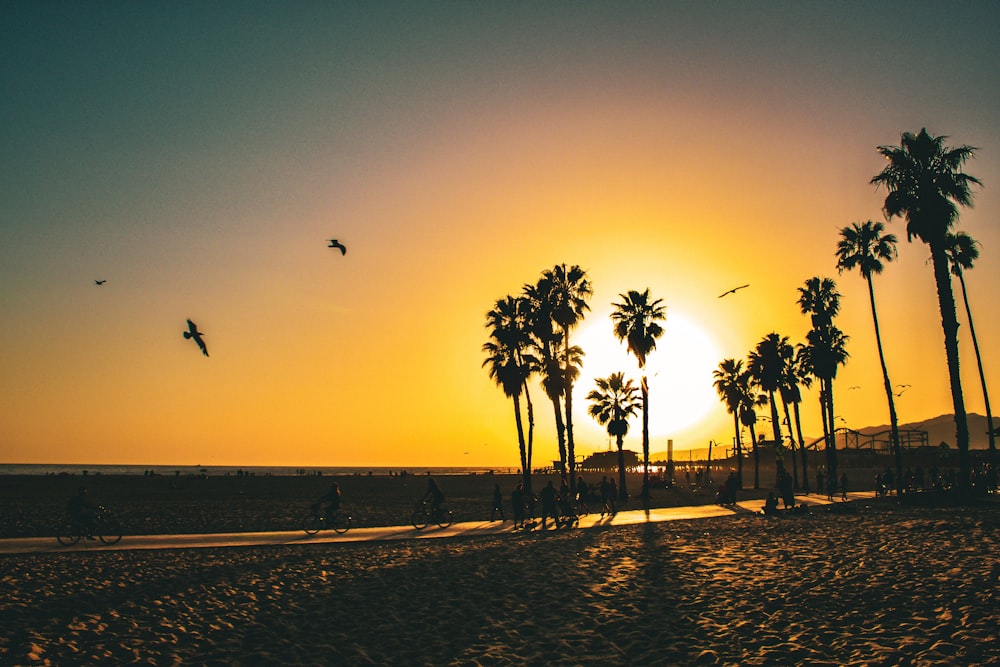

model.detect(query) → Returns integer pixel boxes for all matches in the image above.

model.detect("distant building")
[579,450,640,471]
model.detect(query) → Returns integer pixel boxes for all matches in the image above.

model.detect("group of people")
[493,475,619,530]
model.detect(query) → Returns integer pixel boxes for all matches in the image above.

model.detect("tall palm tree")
[945,231,996,469]
[523,277,568,471]
[748,333,794,480]
[713,358,745,488]
[739,385,767,489]
[543,264,592,494]
[611,288,666,501]
[801,323,849,476]
[483,296,538,495]
[871,128,981,492]
[836,220,903,494]
[586,372,641,500]
[798,277,846,476]
[790,347,812,492]
[777,364,800,489]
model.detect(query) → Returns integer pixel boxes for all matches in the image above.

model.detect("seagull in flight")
[183,319,209,357]
[718,284,749,298]
[328,239,347,255]
[894,383,911,397]
[94,279,107,286]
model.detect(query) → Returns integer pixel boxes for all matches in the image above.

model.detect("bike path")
[0,491,877,556]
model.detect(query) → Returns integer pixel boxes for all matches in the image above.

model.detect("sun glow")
[573,312,720,442]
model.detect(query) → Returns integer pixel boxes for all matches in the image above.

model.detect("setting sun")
[574,310,721,443]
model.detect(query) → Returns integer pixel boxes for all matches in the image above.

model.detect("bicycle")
[411,501,453,529]
[56,505,122,546]
[301,504,352,535]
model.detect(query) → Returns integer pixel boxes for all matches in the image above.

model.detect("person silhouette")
[490,483,505,521]
[315,482,341,516]
[66,487,98,539]
[539,481,560,530]
[421,478,445,516]
[511,482,526,528]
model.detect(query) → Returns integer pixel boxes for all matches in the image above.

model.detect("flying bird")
[94,279,106,285]
[328,239,347,255]
[183,319,209,357]
[718,284,749,298]
[894,384,911,397]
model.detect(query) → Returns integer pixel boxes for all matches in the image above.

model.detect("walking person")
[490,483,505,521]
[511,482,525,529]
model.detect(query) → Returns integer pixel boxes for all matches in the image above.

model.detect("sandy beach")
[2,495,998,666]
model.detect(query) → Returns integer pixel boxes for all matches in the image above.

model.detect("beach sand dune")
[2,503,998,665]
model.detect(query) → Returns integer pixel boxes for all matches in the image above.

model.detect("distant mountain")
[855,413,996,450]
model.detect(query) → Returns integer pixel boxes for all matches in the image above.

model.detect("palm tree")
[543,264,592,494]
[713,358,745,488]
[801,323,849,477]
[586,372,641,500]
[798,277,847,476]
[739,385,767,489]
[944,231,996,469]
[748,333,794,480]
[523,277,568,471]
[871,128,981,492]
[790,347,812,492]
[836,220,903,494]
[483,295,538,495]
[777,362,800,489]
[611,288,666,501]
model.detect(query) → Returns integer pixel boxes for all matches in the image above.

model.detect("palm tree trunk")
[616,434,628,499]
[733,413,744,489]
[640,375,650,502]
[826,380,838,478]
[525,384,535,486]
[563,338,577,495]
[550,396,567,473]
[958,271,996,471]
[929,243,971,492]
[819,384,832,476]
[782,401,798,489]
[866,276,904,495]
[748,421,760,489]
[793,401,809,492]
[512,394,529,497]
[769,392,782,481]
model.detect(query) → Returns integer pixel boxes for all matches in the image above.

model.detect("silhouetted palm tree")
[790,347,812,492]
[611,288,666,501]
[523,278,568,471]
[587,372,641,500]
[778,361,801,489]
[543,264,592,494]
[748,333,794,477]
[739,386,767,489]
[484,296,538,496]
[945,231,996,469]
[836,220,903,494]
[798,277,847,476]
[871,128,981,492]
[714,358,745,488]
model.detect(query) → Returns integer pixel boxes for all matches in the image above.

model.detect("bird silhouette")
[718,284,749,298]
[894,384,911,397]
[183,319,209,357]
[328,239,346,255]
[94,279,106,285]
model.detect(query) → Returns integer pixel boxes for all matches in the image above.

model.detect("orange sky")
[2,3,998,467]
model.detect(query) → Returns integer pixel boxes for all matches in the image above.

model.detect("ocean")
[0,463,512,477]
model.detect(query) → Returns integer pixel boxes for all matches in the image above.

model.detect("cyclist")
[315,482,342,517]
[421,478,445,517]
[66,487,98,539]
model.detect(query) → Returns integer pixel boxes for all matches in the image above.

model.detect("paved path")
[0,491,877,556]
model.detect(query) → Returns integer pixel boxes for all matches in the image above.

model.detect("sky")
[2,1,999,468]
